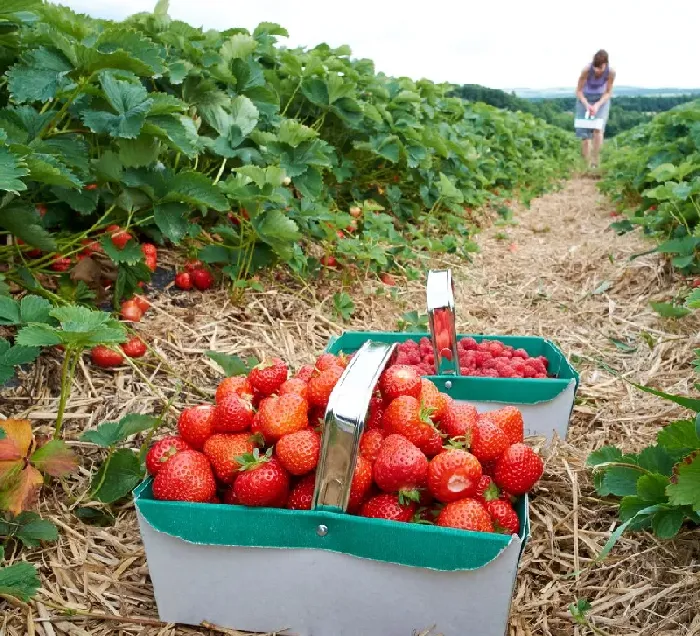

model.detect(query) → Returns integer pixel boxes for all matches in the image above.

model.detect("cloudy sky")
[56,0,699,90]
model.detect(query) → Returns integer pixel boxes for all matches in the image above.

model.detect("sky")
[55,0,700,90]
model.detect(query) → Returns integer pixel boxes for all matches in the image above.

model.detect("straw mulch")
[1,177,699,636]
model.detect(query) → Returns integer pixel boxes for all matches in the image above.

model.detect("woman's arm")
[576,66,590,109]
[591,69,616,112]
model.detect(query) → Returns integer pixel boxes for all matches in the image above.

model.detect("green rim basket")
[134,340,530,636]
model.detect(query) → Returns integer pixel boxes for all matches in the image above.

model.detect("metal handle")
[311,340,396,513]
[426,269,460,376]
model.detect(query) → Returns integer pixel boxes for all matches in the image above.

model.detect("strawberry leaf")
[0,559,41,602]
[0,464,43,515]
[19,295,51,324]
[30,440,78,477]
[15,324,62,347]
[650,302,691,319]
[0,297,21,325]
[651,508,686,539]
[0,511,59,548]
[596,466,642,497]
[657,419,700,452]
[154,202,190,244]
[80,414,156,448]
[206,351,257,377]
[99,236,146,265]
[6,46,73,103]
[666,454,700,512]
[0,419,33,460]
[0,146,29,193]
[162,170,228,211]
[90,449,144,504]
[0,203,56,251]
[332,292,355,322]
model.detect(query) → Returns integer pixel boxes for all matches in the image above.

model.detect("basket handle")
[426,269,460,376]
[311,340,396,513]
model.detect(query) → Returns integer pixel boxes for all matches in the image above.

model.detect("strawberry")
[80,239,102,257]
[36,203,47,216]
[133,295,150,313]
[233,453,290,507]
[215,376,254,404]
[359,429,385,462]
[439,402,478,440]
[470,417,509,462]
[110,227,133,250]
[84,183,98,191]
[121,336,147,358]
[437,498,493,532]
[174,271,192,290]
[382,396,434,447]
[380,272,396,286]
[177,404,214,450]
[191,268,214,291]
[279,378,309,401]
[485,499,520,535]
[365,395,384,431]
[320,255,337,268]
[222,487,239,505]
[475,474,495,501]
[295,364,315,382]
[419,378,449,421]
[308,365,344,409]
[141,243,158,271]
[50,256,72,272]
[275,428,321,476]
[360,493,416,522]
[212,394,254,434]
[258,393,308,442]
[120,300,143,323]
[249,358,288,396]
[184,259,204,273]
[349,205,362,218]
[418,426,444,458]
[380,365,421,402]
[348,455,373,512]
[152,450,217,503]
[493,443,544,495]
[287,474,317,510]
[203,433,259,484]
[90,345,124,368]
[315,353,339,371]
[373,434,428,496]
[146,436,191,476]
[428,449,482,503]
[485,406,524,445]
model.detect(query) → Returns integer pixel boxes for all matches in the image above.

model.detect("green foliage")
[0,511,59,548]
[206,351,259,376]
[0,545,41,602]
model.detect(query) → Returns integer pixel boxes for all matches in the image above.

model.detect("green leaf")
[0,296,21,325]
[81,73,153,139]
[154,202,189,244]
[438,173,464,203]
[278,119,318,147]
[118,135,161,167]
[637,445,677,476]
[96,28,166,76]
[163,170,228,211]
[636,473,669,502]
[220,33,257,62]
[651,508,685,539]
[6,47,72,103]
[0,512,58,548]
[610,337,636,353]
[0,344,40,367]
[251,209,300,259]
[0,146,29,193]
[650,302,691,319]
[648,162,677,182]
[205,351,257,377]
[0,204,56,251]
[144,115,199,157]
[654,236,700,255]
[596,504,664,560]
[51,186,99,215]
[586,445,622,466]
[90,449,144,504]
[25,154,81,188]
[686,288,700,310]
[15,324,61,347]
[0,560,40,602]
[80,413,156,448]
[301,77,329,106]
[666,454,700,512]
[229,95,259,137]
[631,384,700,413]
[332,292,355,322]
[100,236,145,265]
[597,466,641,497]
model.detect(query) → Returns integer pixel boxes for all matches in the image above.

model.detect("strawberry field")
[1,2,700,636]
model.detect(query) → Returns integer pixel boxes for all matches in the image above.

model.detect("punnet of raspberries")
[147,354,545,535]
[387,337,552,379]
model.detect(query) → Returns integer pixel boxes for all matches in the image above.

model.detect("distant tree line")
[451,84,699,137]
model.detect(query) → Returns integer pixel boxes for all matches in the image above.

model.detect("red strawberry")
[177,404,214,450]
[146,436,191,476]
[249,358,288,396]
[382,395,434,447]
[233,453,290,507]
[110,227,133,250]
[152,450,216,503]
[203,433,258,484]
[50,256,72,272]
[121,336,147,358]
[320,255,337,268]
[191,268,214,291]
[348,455,374,512]
[258,393,308,442]
[279,378,309,401]
[486,499,520,535]
[120,300,143,323]
[222,487,239,505]
[212,394,254,434]
[437,498,493,532]
[380,272,396,286]
[315,353,339,371]
[287,474,316,510]
[365,395,384,431]
[141,243,158,271]
[215,376,254,404]
[174,271,192,290]
[493,443,544,495]
[373,434,428,496]
[418,426,444,458]
[428,449,482,503]
[90,345,124,368]
[380,365,421,402]
[475,474,495,501]
[359,429,385,462]
[184,259,203,273]
[80,239,102,257]
[419,378,449,421]
[470,417,509,462]
[439,402,478,440]
[133,295,150,313]
[360,493,416,522]
[308,365,344,409]
[295,364,315,382]
[485,406,524,445]
[275,428,321,476]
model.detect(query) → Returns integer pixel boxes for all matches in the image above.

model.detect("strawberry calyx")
[248,432,266,447]
[398,488,422,505]
[235,447,272,471]
[418,403,437,428]
[481,481,501,502]
[445,434,471,450]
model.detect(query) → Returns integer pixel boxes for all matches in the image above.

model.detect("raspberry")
[513,349,529,359]
[482,369,499,378]
[459,337,478,350]
[474,351,491,367]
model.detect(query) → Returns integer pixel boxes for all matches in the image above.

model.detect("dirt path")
[3,177,699,636]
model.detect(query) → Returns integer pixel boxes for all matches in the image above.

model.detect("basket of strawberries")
[135,340,545,636]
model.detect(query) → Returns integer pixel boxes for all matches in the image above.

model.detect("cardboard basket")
[135,340,531,636]
[326,270,580,442]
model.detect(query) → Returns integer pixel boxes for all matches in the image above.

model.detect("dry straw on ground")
[1,177,699,635]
